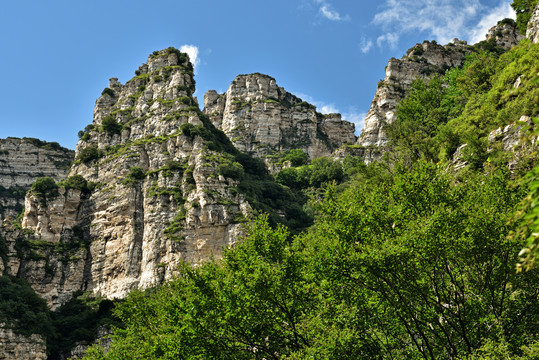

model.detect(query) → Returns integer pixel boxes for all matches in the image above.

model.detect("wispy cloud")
[372,0,516,47]
[343,109,367,135]
[360,36,374,54]
[377,33,399,49]
[314,0,350,21]
[180,45,200,73]
[468,2,516,43]
[296,92,337,114]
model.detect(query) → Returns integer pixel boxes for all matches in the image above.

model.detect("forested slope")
[81,2,539,359]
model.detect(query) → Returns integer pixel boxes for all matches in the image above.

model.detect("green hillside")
[81,5,539,360]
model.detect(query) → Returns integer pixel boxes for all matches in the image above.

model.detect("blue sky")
[0,0,515,149]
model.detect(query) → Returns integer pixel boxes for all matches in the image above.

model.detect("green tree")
[511,0,539,33]
[387,76,449,163]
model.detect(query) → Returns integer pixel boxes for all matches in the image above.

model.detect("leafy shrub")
[101,88,115,97]
[282,149,308,166]
[275,167,303,188]
[308,157,344,187]
[77,146,101,164]
[121,167,146,187]
[31,177,59,198]
[57,175,92,193]
[101,116,122,135]
[180,123,196,137]
[218,161,245,180]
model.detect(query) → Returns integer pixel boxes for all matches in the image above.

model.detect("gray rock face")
[357,39,470,148]
[357,21,523,149]
[204,73,356,160]
[486,21,525,49]
[0,138,73,220]
[0,324,47,360]
[11,48,251,306]
[528,3,539,43]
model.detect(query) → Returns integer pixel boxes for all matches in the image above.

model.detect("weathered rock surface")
[357,39,470,148]
[528,3,539,43]
[12,48,251,306]
[332,145,382,165]
[357,21,522,149]
[486,21,525,49]
[0,138,73,220]
[0,324,47,360]
[204,73,356,160]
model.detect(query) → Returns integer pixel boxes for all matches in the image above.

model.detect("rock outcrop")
[357,21,523,149]
[528,3,539,43]
[357,39,470,147]
[0,138,73,221]
[204,73,356,160]
[0,324,47,360]
[486,20,525,49]
[8,48,252,307]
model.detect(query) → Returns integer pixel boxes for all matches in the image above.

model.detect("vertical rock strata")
[204,73,356,160]
[10,48,251,306]
[0,138,73,220]
[528,3,539,43]
[357,21,523,149]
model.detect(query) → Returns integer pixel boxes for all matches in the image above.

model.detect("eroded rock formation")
[203,73,356,160]
[6,48,251,308]
[357,21,523,149]
[528,3,539,43]
[0,138,73,221]
[0,325,46,360]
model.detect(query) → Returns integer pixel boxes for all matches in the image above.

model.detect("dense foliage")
[84,163,539,359]
[81,22,539,359]
[512,0,539,33]
[0,278,118,359]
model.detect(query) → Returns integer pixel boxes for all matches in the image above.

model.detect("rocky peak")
[358,40,470,148]
[10,47,251,306]
[204,73,356,160]
[486,20,525,49]
[357,19,523,150]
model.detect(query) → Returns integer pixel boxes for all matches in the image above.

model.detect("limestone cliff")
[357,21,523,149]
[0,324,46,360]
[203,73,356,160]
[8,48,252,307]
[528,3,539,43]
[0,138,73,221]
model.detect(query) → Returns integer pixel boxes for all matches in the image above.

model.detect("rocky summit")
[204,73,356,161]
[1,48,253,311]
[357,20,523,150]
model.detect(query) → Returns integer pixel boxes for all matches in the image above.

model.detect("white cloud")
[360,37,374,54]
[180,45,200,73]
[469,2,516,44]
[315,0,350,21]
[343,109,367,135]
[377,33,399,49]
[371,0,516,47]
[295,92,339,114]
[320,104,340,114]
